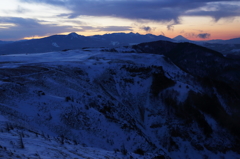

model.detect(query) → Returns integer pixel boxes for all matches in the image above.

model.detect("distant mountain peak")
[128,32,140,35]
[173,35,189,41]
[67,32,80,39]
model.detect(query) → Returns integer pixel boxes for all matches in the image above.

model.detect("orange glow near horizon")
[23,35,49,40]
[172,16,240,41]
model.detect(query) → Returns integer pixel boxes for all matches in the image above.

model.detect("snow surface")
[110,41,120,46]
[0,49,179,75]
[0,48,239,159]
[231,49,240,52]
[0,123,152,159]
[52,42,59,48]
[0,115,8,122]
[68,32,80,39]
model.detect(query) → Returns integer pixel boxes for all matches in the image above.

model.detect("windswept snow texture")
[0,48,240,158]
[52,42,60,48]
[0,116,154,159]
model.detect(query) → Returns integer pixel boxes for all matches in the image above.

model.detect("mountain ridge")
[0,41,240,158]
[1,32,240,55]
[0,32,172,55]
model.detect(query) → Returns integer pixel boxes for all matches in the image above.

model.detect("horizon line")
[1,32,238,42]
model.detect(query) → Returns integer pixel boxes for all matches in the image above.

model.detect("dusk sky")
[0,0,240,41]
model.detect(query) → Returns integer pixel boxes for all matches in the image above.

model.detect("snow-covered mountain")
[172,35,190,42]
[1,32,240,57]
[200,43,240,58]
[0,40,13,46]
[134,41,240,88]
[206,37,240,44]
[171,35,240,57]
[0,32,172,55]
[0,41,240,158]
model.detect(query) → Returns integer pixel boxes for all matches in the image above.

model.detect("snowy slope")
[0,116,155,159]
[0,48,240,159]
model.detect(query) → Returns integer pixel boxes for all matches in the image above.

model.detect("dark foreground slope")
[134,41,240,88]
[0,43,240,158]
[133,40,240,136]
